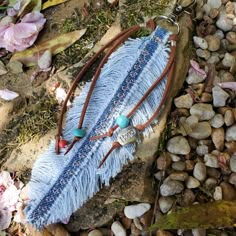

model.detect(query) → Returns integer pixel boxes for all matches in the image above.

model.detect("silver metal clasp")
[169,0,196,23]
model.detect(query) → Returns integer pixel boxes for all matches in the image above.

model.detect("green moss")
[54,1,118,68]
[0,92,58,165]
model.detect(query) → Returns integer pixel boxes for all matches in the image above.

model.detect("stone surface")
[196,49,211,60]
[156,230,173,236]
[196,145,209,156]
[156,153,172,170]
[190,103,215,121]
[88,229,103,236]
[174,94,193,108]
[229,173,236,185]
[159,196,175,213]
[211,128,225,151]
[185,176,200,189]
[204,154,219,168]
[210,114,224,128]
[181,189,195,207]
[222,53,235,68]
[167,136,191,155]
[169,172,188,182]
[230,153,236,173]
[212,86,230,107]
[224,109,234,126]
[193,36,208,49]
[172,162,186,171]
[205,177,218,189]
[193,162,207,181]
[205,35,221,51]
[111,221,126,236]
[207,0,222,9]
[160,179,184,196]
[216,14,233,32]
[188,122,212,140]
[226,124,236,141]
[220,182,236,200]
[192,229,206,236]
[124,203,151,219]
[213,186,223,200]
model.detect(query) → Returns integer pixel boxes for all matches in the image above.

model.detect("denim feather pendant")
[25,26,171,229]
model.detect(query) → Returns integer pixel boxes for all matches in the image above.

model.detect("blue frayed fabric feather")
[25,26,171,229]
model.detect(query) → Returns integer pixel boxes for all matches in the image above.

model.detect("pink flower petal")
[189,59,207,79]
[0,208,12,230]
[218,82,236,91]
[21,11,46,30]
[12,23,37,39]
[0,171,14,187]
[0,89,19,101]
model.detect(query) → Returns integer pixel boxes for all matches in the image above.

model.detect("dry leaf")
[17,0,42,17]
[42,0,69,10]
[10,29,87,67]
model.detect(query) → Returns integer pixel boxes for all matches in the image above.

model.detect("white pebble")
[111,221,126,236]
[193,36,208,49]
[222,53,235,67]
[213,186,223,200]
[124,203,151,219]
[226,124,236,141]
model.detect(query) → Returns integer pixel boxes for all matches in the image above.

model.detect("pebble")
[124,203,151,219]
[0,61,7,75]
[196,145,209,156]
[205,177,218,189]
[196,49,211,60]
[204,35,221,51]
[226,1,235,15]
[207,0,222,9]
[88,230,103,236]
[185,176,200,189]
[193,36,208,49]
[213,186,223,200]
[181,189,196,206]
[185,160,195,171]
[169,172,188,182]
[225,124,236,141]
[210,114,224,128]
[224,109,234,126]
[156,153,172,170]
[193,162,207,181]
[212,86,230,107]
[156,230,174,236]
[159,196,175,213]
[185,115,199,128]
[225,141,236,152]
[186,72,206,84]
[160,179,184,196]
[192,229,206,236]
[172,162,186,171]
[209,8,219,19]
[229,173,236,185]
[207,54,220,64]
[220,182,236,200]
[167,136,191,155]
[216,14,233,32]
[200,92,213,102]
[204,154,219,168]
[226,32,236,44]
[214,29,224,39]
[174,94,193,109]
[190,103,215,121]
[169,153,181,162]
[230,153,236,173]
[111,221,126,236]
[133,218,143,231]
[222,53,235,67]
[130,223,141,236]
[211,127,225,151]
[207,167,221,178]
[188,122,212,140]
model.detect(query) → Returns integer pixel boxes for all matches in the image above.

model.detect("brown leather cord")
[97,37,177,168]
[55,25,141,154]
[97,142,121,168]
[91,34,177,140]
[64,25,142,155]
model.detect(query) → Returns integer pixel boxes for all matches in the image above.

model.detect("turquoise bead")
[73,128,86,138]
[116,115,129,129]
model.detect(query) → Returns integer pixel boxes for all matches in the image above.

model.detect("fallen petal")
[0,208,12,230]
[189,60,207,79]
[0,171,14,188]
[0,89,19,101]
[218,82,236,91]
[21,11,46,30]
[38,50,52,69]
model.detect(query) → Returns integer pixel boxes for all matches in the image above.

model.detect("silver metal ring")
[154,15,180,35]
